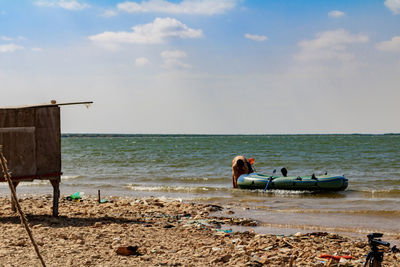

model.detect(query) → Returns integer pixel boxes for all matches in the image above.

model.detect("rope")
[0,145,46,267]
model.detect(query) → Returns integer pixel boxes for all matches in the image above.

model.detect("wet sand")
[0,195,399,266]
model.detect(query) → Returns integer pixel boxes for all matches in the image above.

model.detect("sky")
[1,0,400,134]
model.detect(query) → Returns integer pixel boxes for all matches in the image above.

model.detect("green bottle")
[66,192,84,201]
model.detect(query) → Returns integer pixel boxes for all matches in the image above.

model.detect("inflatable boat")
[237,173,348,191]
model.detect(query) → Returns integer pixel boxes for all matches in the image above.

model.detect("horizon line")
[61,133,400,137]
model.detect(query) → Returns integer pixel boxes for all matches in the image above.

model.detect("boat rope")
[0,145,46,267]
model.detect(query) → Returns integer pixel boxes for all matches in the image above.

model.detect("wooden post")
[98,190,101,203]
[50,179,60,217]
[11,181,19,212]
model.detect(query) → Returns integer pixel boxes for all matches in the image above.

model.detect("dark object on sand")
[204,204,223,212]
[116,246,141,256]
[364,233,390,267]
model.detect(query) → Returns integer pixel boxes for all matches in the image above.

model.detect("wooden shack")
[0,101,92,216]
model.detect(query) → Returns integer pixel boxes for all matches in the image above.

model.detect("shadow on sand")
[0,214,149,228]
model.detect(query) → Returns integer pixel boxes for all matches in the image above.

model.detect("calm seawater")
[3,135,400,240]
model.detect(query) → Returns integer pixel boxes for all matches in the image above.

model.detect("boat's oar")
[264,169,276,191]
[281,167,287,177]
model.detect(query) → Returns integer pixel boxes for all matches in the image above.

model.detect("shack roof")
[0,101,93,110]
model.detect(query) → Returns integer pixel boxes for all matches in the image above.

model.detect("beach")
[1,135,400,266]
[0,194,399,266]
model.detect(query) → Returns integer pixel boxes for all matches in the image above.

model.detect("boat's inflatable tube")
[237,173,348,191]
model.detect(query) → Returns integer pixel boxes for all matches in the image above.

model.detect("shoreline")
[3,188,400,241]
[2,189,400,239]
[0,195,399,266]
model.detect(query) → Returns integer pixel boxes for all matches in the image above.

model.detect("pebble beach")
[0,195,399,266]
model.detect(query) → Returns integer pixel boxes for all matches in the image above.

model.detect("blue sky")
[1,0,400,134]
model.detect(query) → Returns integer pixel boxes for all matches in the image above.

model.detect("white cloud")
[89,17,203,48]
[117,0,237,15]
[32,47,43,52]
[59,0,89,10]
[35,0,89,10]
[328,10,345,18]
[135,57,149,66]
[0,43,24,53]
[1,36,26,42]
[244,33,268,42]
[385,0,400,14]
[161,50,191,69]
[1,36,13,41]
[0,36,26,41]
[295,29,369,62]
[376,36,400,52]
[100,9,118,17]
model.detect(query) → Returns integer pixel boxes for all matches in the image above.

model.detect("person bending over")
[232,155,254,188]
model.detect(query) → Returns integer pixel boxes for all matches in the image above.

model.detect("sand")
[0,195,399,266]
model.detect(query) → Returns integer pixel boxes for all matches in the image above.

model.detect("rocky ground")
[0,195,399,266]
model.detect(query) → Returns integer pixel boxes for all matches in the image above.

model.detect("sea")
[2,134,400,243]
